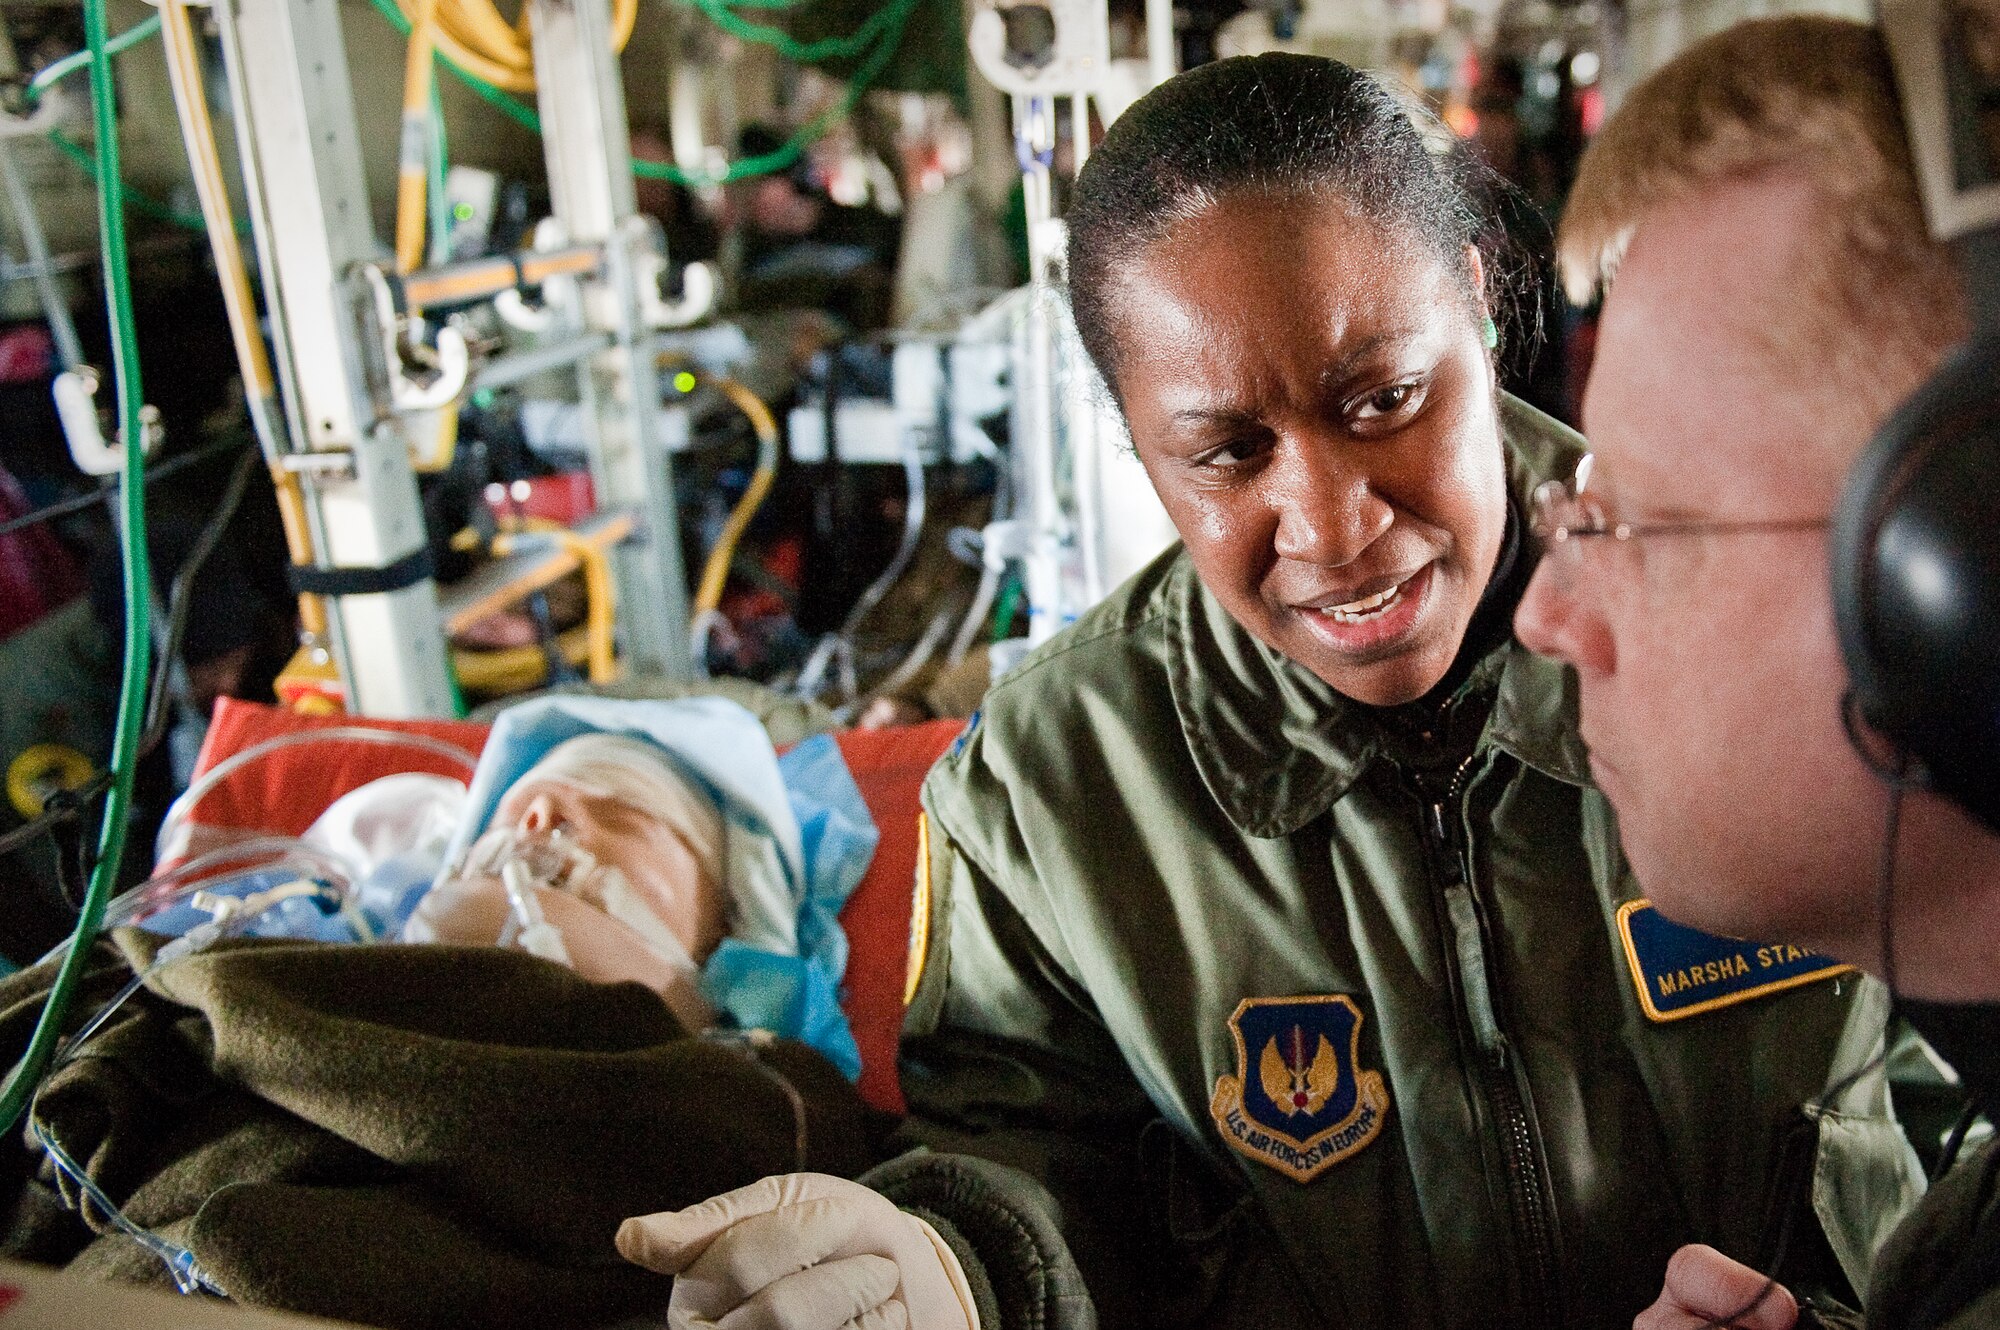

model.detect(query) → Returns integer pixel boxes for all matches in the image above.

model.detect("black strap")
[287,546,435,597]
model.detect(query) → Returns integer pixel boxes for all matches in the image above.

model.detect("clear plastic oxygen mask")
[450,821,625,901]
[439,821,706,976]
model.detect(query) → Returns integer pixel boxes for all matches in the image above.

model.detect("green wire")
[428,73,451,266]
[361,0,917,187]
[23,14,214,234]
[44,128,214,233]
[992,572,1022,642]
[683,0,904,65]
[637,0,922,185]
[0,0,154,1139]
[22,12,162,104]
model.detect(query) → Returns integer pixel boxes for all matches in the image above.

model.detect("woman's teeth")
[1321,580,1405,623]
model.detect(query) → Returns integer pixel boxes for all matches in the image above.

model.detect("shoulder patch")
[1617,899,1852,1023]
[948,712,979,761]
[1210,995,1389,1183]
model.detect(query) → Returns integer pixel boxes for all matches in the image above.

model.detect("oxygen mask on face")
[441,822,643,967]
[428,807,711,1024]
[450,822,625,901]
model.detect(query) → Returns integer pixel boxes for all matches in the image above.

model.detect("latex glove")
[1634,1245,1799,1330]
[619,1173,980,1330]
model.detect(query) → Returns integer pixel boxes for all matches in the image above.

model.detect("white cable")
[838,606,957,724]
[947,562,1000,668]
[830,441,929,701]
[0,138,85,371]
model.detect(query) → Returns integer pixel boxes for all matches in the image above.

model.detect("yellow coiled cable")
[394,0,639,95]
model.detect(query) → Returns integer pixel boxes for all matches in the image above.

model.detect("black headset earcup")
[1832,335,2000,833]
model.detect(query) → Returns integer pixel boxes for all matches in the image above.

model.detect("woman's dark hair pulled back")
[1068,53,1486,398]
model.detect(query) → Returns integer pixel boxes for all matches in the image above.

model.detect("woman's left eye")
[1352,383,1419,421]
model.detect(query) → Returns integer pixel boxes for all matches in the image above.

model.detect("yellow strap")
[904,812,934,1008]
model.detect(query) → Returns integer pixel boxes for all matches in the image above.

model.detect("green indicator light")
[673,371,697,394]
[453,202,475,222]
[471,388,495,409]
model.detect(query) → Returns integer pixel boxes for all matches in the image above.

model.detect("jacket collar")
[1165,395,1593,839]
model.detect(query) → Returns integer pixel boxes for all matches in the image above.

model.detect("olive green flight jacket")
[1866,1141,2000,1328]
[895,398,1922,1330]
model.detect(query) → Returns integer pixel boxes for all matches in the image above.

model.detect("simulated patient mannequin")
[406,734,746,1032]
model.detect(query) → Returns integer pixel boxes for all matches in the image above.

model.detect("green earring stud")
[1481,316,1499,350]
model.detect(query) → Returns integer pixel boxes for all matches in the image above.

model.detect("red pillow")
[180,700,489,845]
[177,701,965,1115]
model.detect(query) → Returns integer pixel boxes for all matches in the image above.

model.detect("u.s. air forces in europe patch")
[1210,994,1389,1183]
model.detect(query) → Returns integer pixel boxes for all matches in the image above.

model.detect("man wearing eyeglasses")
[1515,15,2000,1330]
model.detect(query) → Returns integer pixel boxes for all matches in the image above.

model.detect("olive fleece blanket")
[0,933,874,1329]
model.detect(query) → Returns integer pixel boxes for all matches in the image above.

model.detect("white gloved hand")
[618,1173,981,1330]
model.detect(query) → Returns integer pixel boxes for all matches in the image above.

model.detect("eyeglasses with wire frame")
[1530,454,1830,546]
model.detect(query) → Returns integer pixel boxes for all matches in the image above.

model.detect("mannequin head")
[410,734,730,1024]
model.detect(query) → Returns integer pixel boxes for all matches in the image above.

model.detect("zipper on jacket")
[1421,758,1567,1328]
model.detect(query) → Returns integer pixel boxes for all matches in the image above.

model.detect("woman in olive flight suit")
[615,54,1921,1330]
[884,54,1921,1330]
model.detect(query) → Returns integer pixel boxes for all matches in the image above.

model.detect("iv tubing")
[946,562,999,667]
[155,728,479,864]
[31,871,366,1297]
[33,1125,222,1294]
[107,837,361,933]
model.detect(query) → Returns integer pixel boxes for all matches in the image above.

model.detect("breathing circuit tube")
[0,0,154,1138]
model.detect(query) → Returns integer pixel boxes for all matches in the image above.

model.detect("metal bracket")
[53,367,163,476]
[278,449,358,481]
[494,286,556,332]
[641,256,718,330]
[0,102,57,142]
[968,0,1110,95]
[358,262,470,413]
[615,214,716,330]
[495,218,585,332]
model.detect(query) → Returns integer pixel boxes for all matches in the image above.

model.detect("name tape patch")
[1617,899,1852,1023]
[1210,994,1389,1183]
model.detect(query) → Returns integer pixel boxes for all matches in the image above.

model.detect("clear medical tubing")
[154,727,480,864]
